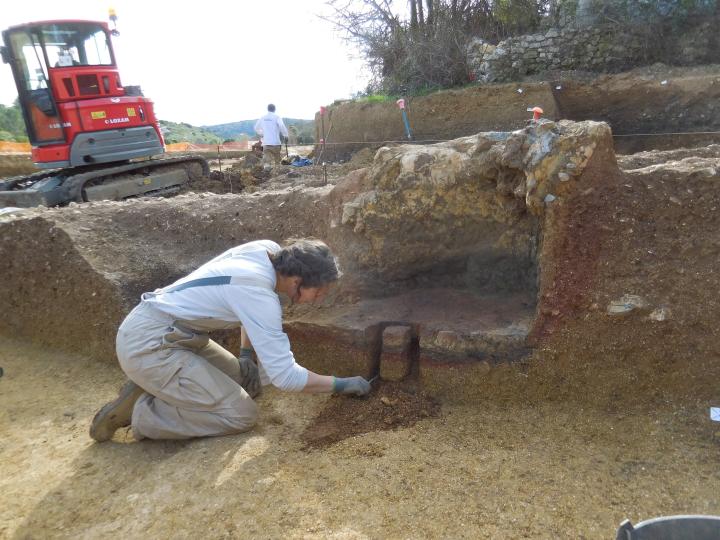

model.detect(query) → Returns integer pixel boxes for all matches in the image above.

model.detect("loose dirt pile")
[301,379,441,450]
[179,161,350,196]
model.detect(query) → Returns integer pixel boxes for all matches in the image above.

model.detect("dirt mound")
[185,170,255,194]
[301,379,440,449]
[0,153,38,178]
[336,146,378,173]
[618,144,720,170]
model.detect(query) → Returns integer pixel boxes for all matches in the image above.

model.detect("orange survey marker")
[528,106,544,121]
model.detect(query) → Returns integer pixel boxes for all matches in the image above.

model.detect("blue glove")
[333,376,371,396]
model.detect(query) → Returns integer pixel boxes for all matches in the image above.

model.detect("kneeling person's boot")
[89,380,144,442]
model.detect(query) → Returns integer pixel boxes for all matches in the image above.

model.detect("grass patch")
[354,94,397,104]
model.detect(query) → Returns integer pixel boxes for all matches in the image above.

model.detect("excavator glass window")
[40,24,112,68]
[4,22,114,146]
[6,30,63,144]
[9,31,48,92]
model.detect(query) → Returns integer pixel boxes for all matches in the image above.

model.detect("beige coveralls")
[117,301,258,440]
[115,240,308,440]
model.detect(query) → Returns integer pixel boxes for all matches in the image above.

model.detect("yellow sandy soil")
[1,338,719,539]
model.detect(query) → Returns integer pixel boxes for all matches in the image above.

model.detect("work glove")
[238,348,261,398]
[332,376,371,397]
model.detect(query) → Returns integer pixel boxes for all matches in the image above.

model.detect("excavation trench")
[0,120,617,436]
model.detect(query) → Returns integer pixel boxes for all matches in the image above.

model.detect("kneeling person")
[90,238,370,442]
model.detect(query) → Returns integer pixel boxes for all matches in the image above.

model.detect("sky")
[0,0,371,125]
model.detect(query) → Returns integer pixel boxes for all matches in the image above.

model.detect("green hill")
[158,120,223,145]
[204,118,315,144]
[0,101,314,144]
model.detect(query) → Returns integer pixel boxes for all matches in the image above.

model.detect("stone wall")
[474,20,716,83]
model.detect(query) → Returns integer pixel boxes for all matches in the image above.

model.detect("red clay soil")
[529,143,621,343]
[502,152,720,412]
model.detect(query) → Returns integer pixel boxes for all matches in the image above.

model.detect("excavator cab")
[1,20,164,169]
[0,19,208,209]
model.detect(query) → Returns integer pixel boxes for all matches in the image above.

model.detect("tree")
[322,0,549,94]
[575,0,595,26]
[577,0,715,25]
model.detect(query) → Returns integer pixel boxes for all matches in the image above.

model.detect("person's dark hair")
[269,238,341,288]
[267,103,276,112]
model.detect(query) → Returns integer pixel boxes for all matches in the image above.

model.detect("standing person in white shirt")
[254,103,289,169]
[89,238,371,442]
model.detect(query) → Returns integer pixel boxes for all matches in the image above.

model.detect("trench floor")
[2,338,719,538]
[290,288,535,351]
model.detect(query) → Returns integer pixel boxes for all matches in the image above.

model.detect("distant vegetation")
[0,101,314,144]
[0,101,28,142]
[158,120,223,145]
[205,119,316,144]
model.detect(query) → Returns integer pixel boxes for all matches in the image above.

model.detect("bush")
[0,101,27,141]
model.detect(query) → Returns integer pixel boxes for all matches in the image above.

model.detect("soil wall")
[4,123,720,409]
[316,66,720,161]
[315,83,558,162]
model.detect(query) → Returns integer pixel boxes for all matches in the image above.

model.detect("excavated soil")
[2,141,720,536]
[2,66,720,536]
[319,64,720,160]
[179,161,352,196]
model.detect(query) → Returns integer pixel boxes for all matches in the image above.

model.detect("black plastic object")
[616,515,720,540]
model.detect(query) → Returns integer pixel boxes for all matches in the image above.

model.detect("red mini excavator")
[0,19,208,207]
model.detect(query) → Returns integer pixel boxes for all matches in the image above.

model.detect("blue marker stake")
[397,98,413,140]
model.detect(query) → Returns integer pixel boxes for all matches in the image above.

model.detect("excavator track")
[0,155,209,208]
